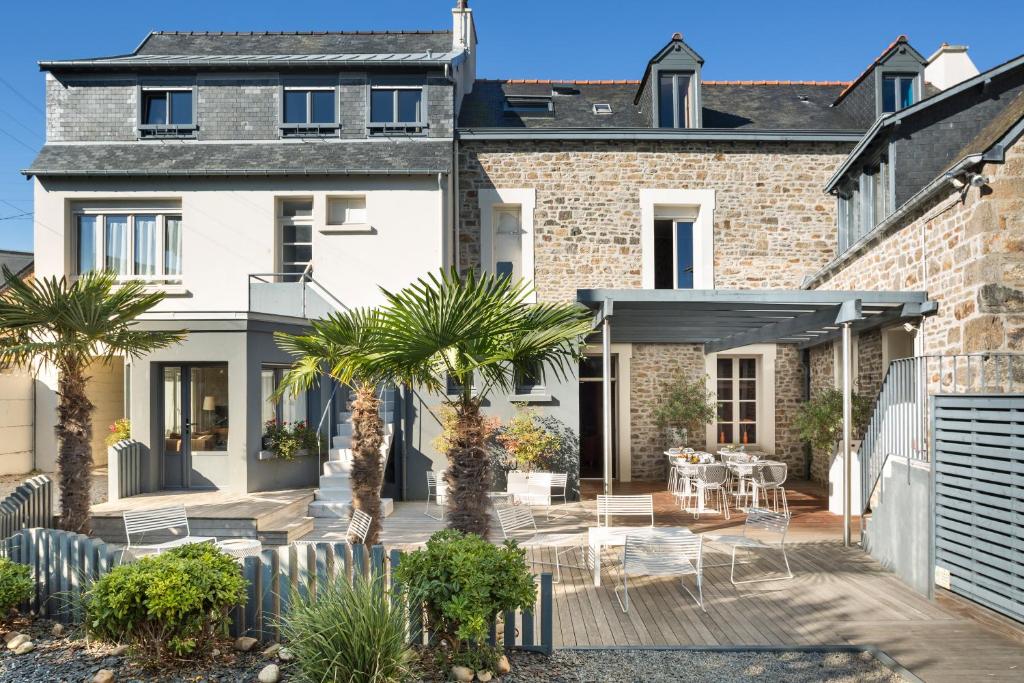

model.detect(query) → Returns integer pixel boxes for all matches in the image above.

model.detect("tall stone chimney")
[925,44,979,91]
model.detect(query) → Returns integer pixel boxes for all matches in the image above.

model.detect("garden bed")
[415,647,910,682]
[0,617,282,683]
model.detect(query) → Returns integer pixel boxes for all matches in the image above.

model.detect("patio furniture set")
[428,467,793,614]
[667,448,790,518]
[122,505,374,560]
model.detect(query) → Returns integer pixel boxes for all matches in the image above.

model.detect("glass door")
[161,364,229,489]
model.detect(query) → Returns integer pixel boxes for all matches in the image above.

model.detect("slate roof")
[948,89,1024,169]
[0,250,33,285]
[458,80,863,131]
[39,31,457,70]
[23,141,452,177]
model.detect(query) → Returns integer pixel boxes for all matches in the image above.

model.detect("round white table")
[215,538,262,560]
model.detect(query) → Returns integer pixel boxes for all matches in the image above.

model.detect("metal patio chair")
[616,530,704,613]
[751,462,789,517]
[123,505,216,558]
[694,463,732,520]
[704,508,793,584]
[496,504,586,583]
[425,470,447,520]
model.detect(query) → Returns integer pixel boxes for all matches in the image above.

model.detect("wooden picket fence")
[0,476,53,538]
[0,529,555,655]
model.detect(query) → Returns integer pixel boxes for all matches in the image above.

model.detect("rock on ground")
[258,663,281,683]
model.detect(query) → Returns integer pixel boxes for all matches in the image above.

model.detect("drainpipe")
[800,349,812,480]
[602,299,613,496]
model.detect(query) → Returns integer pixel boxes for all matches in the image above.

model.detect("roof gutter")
[38,54,460,71]
[21,168,449,179]
[456,127,865,142]
[804,153,984,289]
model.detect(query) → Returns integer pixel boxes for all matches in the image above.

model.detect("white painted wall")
[0,369,34,475]
[33,174,447,312]
[925,44,979,91]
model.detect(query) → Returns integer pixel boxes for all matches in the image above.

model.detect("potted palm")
[653,374,717,451]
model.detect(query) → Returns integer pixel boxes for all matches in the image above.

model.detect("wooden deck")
[90,487,315,545]
[301,479,1024,682]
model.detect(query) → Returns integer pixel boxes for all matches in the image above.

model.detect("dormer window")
[139,87,196,138]
[882,74,916,113]
[281,87,339,137]
[658,72,692,128]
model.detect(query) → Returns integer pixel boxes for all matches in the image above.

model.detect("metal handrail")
[860,352,1024,513]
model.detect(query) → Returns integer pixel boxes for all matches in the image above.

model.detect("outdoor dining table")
[587,525,695,587]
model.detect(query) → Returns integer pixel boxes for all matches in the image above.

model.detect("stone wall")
[811,136,1024,360]
[808,343,835,484]
[46,76,136,142]
[458,140,852,300]
[629,343,706,479]
[857,328,884,399]
[774,345,807,475]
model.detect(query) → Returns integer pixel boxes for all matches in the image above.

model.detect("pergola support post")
[842,321,853,547]
[602,304,613,497]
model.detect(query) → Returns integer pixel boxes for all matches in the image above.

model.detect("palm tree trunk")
[55,360,94,535]
[446,397,491,538]
[350,382,384,545]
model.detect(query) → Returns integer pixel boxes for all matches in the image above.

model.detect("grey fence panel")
[933,394,1024,624]
[0,476,53,535]
[0,531,556,654]
[110,441,144,500]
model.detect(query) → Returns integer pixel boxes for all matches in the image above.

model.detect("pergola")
[577,288,938,545]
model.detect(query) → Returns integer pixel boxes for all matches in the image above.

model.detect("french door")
[160,364,229,489]
[579,355,617,480]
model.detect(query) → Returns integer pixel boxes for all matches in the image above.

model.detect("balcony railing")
[248,265,347,320]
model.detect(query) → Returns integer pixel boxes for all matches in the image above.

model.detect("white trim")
[584,343,632,483]
[478,188,536,302]
[703,344,776,454]
[640,188,715,289]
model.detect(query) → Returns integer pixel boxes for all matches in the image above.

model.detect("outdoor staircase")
[308,385,397,519]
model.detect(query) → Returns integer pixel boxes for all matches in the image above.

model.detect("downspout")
[800,348,812,480]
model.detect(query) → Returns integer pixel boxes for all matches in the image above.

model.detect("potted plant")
[794,388,872,456]
[495,408,562,473]
[105,418,131,447]
[653,375,717,450]
[260,419,321,460]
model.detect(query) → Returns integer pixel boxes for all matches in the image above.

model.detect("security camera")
[968,173,990,188]
[903,322,918,333]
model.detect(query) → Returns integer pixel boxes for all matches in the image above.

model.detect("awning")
[576,288,937,352]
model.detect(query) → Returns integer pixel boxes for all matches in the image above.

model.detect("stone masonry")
[459,140,852,479]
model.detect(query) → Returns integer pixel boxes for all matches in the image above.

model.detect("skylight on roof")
[592,103,613,115]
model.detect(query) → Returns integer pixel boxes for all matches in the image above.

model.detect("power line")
[0,107,43,142]
[0,212,32,221]
[0,127,38,153]
[0,78,44,115]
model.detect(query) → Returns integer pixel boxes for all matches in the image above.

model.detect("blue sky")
[2,0,1023,252]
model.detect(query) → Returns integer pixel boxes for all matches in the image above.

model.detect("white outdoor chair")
[295,508,373,549]
[671,462,699,510]
[704,508,793,584]
[123,505,216,558]
[694,463,731,520]
[751,463,789,517]
[616,530,704,613]
[496,505,585,583]
[550,472,569,507]
[425,470,447,520]
[595,494,655,528]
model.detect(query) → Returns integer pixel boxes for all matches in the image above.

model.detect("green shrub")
[263,419,321,460]
[653,375,717,447]
[85,543,247,664]
[794,388,873,455]
[393,530,536,670]
[282,574,414,683]
[0,558,32,618]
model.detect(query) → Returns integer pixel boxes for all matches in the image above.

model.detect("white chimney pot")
[925,44,980,91]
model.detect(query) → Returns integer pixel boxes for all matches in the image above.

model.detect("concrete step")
[319,472,350,486]
[323,460,350,476]
[315,487,354,501]
[258,516,315,546]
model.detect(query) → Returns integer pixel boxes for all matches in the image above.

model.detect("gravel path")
[501,649,908,683]
[0,468,108,513]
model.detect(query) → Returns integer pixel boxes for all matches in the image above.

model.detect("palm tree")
[372,269,593,538]
[274,308,388,546]
[0,268,185,534]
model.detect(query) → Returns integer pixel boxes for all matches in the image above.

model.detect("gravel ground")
[0,617,284,683]
[0,468,108,514]
[501,649,907,683]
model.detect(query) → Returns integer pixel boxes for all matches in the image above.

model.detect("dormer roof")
[832,35,927,106]
[633,33,704,105]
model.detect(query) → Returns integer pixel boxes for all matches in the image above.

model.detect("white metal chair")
[616,530,704,613]
[694,463,731,520]
[549,472,569,507]
[425,470,446,520]
[595,494,655,528]
[346,509,372,544]
[751,463,789,517]
[671,462,699,510]
[704,508,793,584]
[123,505,216,557]
[496,505,585,583]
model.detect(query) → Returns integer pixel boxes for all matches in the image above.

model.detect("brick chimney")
[925,44,979,91]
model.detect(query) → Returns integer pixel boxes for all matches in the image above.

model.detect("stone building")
[442,32,1024,494]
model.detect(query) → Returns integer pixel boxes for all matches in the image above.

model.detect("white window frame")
[640,189,715,290]
[277,198,315,281]
[72,209,183,284]
[478,188,536,303]
[325,195,368,229]
[704,344,776,454]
